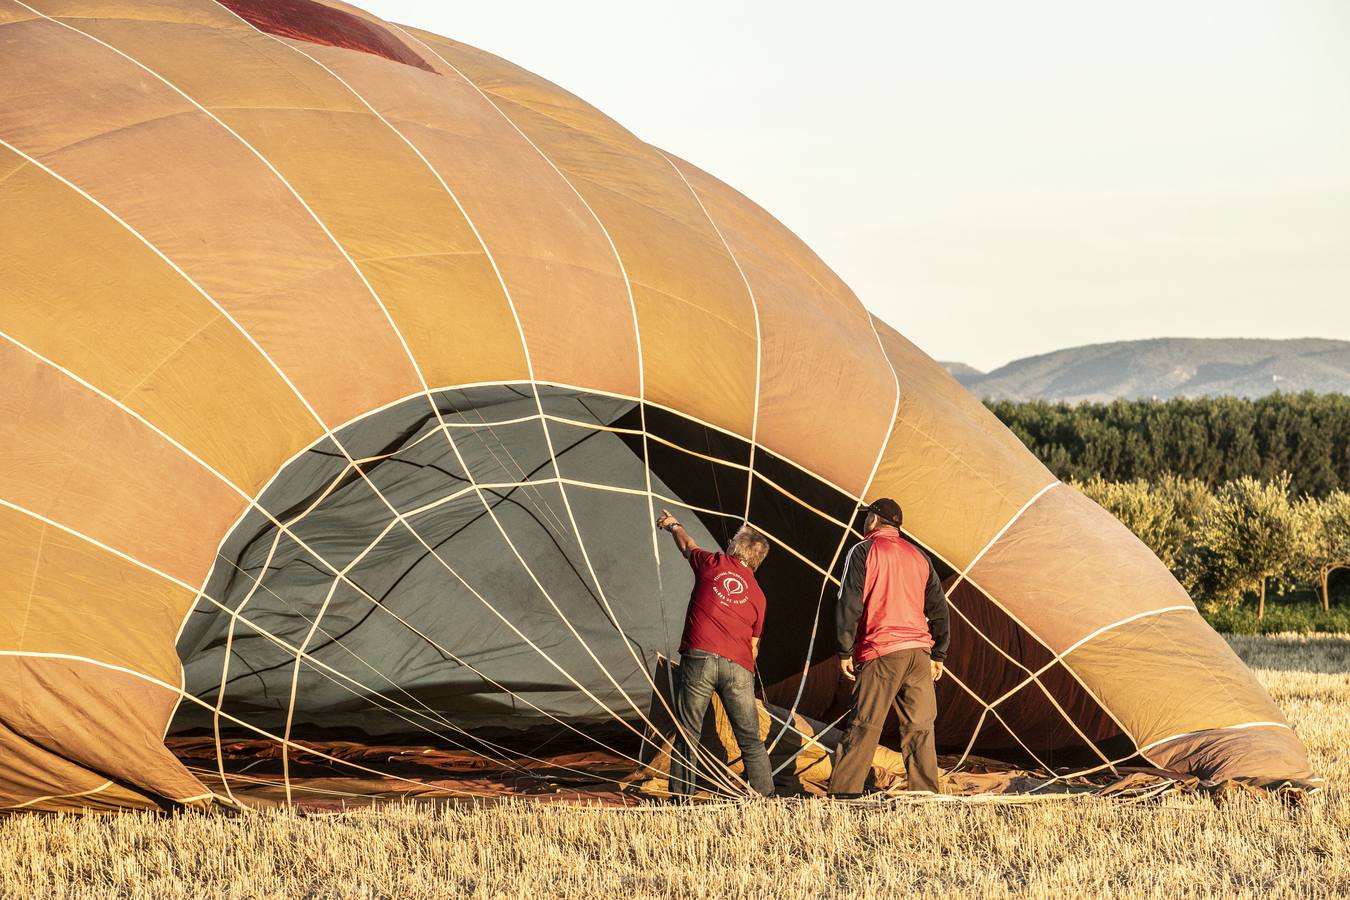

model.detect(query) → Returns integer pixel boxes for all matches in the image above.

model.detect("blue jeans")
[669,649,775,797]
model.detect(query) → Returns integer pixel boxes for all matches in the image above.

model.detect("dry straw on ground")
[2,634,1346,898]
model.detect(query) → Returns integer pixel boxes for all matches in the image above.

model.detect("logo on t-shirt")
[713,571,748,605]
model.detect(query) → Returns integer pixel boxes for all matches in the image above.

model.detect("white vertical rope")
[244,20,730,787]
[387,26,748,794]
[759,322,902,754]
[654,151,764,524]
[192,569,552,792]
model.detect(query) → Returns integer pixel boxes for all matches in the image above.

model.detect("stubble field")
[1,634,1346,898]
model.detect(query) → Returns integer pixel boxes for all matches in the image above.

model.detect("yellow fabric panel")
[870,319,1056,568]
[968,484,1193,654]
[1065,608,1289,749]
[0,506,195,683]
[60,12,365,114]
[121,316,321,491]
[0,14,420,427]
[59,12,529,388]
[214,107,463,264]
[373,30,639,398]
[0,718,120,810]
[29,0,237,28]
[356,251,530,389]
[662,156,896,496]
[214,100,528,386]
[0,12,191,157]
[0,656,208,806]
[627,281,756,434]
[0,2,32,25]
[0,146,320,494]
[0,345,243,586]
[422,37,758,436]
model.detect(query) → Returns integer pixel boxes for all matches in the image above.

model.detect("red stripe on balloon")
[218,0,436,73]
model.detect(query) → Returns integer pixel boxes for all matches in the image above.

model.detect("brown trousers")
[828,647,940,794]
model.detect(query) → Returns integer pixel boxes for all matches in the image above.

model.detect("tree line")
[987,393,1350,498]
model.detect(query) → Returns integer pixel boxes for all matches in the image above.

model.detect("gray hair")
[727,524,770,571]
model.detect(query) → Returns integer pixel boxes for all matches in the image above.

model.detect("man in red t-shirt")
[655,509,775,798]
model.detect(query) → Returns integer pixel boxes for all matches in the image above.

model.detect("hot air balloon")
[0,0,1315,811]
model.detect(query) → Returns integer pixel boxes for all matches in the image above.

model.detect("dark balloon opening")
[169,383,1128,793]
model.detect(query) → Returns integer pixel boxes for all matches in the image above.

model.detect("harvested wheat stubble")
[1,633,1345,899]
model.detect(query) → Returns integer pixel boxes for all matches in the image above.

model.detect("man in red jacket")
[656,509,775,798]
[828,498,950,796]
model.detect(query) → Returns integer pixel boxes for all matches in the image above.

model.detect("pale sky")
[366,0,1350,371]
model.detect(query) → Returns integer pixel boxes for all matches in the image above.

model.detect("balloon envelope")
[0,0,1314,810]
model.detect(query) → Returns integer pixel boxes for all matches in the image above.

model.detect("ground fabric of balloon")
[0,0,1318,811]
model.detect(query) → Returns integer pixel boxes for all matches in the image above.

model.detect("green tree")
[1295,492,1350,611]
[1191,474,1297,618]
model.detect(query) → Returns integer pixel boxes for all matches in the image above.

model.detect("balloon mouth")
[167,382,1138,793]
[169,383,864,750]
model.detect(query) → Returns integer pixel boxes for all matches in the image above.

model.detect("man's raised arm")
[655,509,699,557]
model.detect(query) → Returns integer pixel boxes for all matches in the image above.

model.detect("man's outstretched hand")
[657,509,697,556]
[931,660,944,682]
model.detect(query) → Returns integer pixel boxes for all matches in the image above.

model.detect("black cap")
[862,498,903,529]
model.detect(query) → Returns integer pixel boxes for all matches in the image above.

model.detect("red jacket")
[835,527,950,663]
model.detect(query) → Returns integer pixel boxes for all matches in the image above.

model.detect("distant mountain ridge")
[943,338,1350,402]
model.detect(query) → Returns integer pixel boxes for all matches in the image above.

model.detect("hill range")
[944,338,1350,402]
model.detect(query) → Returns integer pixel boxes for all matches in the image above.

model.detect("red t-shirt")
[678,549,766,673]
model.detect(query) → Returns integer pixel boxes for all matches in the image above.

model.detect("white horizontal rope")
[0,649,499,801]
[979,604,1198,714]
[0,780,114,812]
